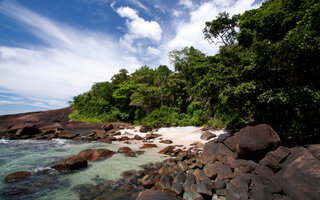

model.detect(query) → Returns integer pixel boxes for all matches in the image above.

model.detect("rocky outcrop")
[4,171,32,183]
[51,155,88,172]
[58,132,79,139]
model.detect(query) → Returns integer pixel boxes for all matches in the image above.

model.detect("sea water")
[0,139,167,200]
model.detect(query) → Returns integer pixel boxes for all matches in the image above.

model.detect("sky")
[0,0,263,115]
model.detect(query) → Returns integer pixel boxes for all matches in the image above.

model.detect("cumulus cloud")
[114,6,162,52]
[0,1,142,109]
[179,0,194,9]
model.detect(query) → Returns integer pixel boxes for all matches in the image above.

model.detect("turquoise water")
[0,139,167,200]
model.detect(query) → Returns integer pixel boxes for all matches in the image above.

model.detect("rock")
[139,126,150,133]
[252,165,274,177]
[14,124,42,138]
[259,146,290,171]
[183,172,196,192]
[226,183,248,200]
[90,129,107,139]
[125,151,136,157]
[78,149,94,160]
[173,172,186,184]
[214,180,226,190]
[200,131,216,140]
[183,191,204,200]
[194,169,210,181]
[159,139,173,144]
[141,172,159,187]
[195,181,212,196]
[202,142,235,162]
[234,124,281,156]
[159,166,171,176]
[113,131,121,136]
[178,162,188,172]
[249,184,273,200]
[134,134,143,140]
[4,171,32,183]
[136,150,145,155]
[159,174,173,190]
[139,144,158,149]
[99,138,112,144]
[216,189,226,196]
[91,149,115,161]
[145,133,161,139]
[159,145,175,154]
[307,144,320,160]
[136,189,177,200]
[40,123,62,131]
[58,132,79,139]
[51,155,88,171]
[102,124,113,131]
[275,147,320,200]
[203,162,233,180]
[173,182,183,195]
[223,135,237,152]
[118,147,132,153]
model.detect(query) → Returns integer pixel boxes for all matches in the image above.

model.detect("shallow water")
[0,139,167,200]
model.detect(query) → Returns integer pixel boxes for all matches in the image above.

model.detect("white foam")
[0,139,9,144]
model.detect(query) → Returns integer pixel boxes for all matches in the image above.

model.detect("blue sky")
[0,0,263,115]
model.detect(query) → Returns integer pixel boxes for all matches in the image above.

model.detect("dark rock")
[146,133,161,140]
[223,135,237,152]
[160,139,173,144]
[183,172,196,192]
[203,162,233,180]
[139,144,158,149]
[226,183,248,200]
[4,171,32,183]
[102,124,113,131]
[195,181,212,196]
[194,169,210,181]
[159,166,171,176]
[51,155,88,171]
[139,126,150,133]
[173,182,183,195]
[136,150,145,155]
[14,124,42,138]
[137,189,177,200]
[214,180,226,190]
[259,146,290,171]
[173,172,186,184]
[113,131,122,136]
[78,149,94,160]
[216,189,226,196]
[200,131,216,140]
[307,144,320,160]
[159,145,175,154]
[134,134,143,140]
[58,132,79,139]
[141,172,159,187]
[202,142,235,162]
[99,138,112,144]
[252,165,274,177]
[125,151,136,157]
[90,129,107,139]
[159,174,173,190]
[249,184,273,200]
[118,147,132,153]
[275,147,320,200]
[178,162,188,171]
[183,191,204,200]
[234,124,281,156]
[91,149,115,161]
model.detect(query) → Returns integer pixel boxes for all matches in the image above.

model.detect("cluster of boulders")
[134,124,320,200]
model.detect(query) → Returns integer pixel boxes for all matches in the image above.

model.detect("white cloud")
[160,0,261,65]
[115,6,162,52]
[179,0,193,9]
[0,1,142,109]
[172,9,183,17]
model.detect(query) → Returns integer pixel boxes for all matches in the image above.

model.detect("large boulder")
[91,149,115,161]
[140,144,158,149]
[234,124,281,156]
[9,123,42,138]
[51,155,88,172]
[200,131,216,140]
[4,171,32,183]
[275,147,320,200]
[78,149,94,160]
[136,189,177,200]
[118,147,132,153]
[202,142,235,161]
[139,126,151,133]
[158,145,175,154]
[102,124,113,131]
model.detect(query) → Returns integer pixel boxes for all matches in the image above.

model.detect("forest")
[70,0,320,145]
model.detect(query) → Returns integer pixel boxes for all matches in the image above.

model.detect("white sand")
[113,126,229,151]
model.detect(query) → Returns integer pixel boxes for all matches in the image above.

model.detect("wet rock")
[200,131,216,140]
[203,162,233,180]
[183,172,196,192]
[159,145,175,154]
[78,149,94,160]
[159,174,173,190]
[4,171,32,183]
[58,132,79,139]
[139,126,151,133]
[183,191,204,200]
[134,134,143,140]
[139,144,158,149]
[102,124,113,131]
[202,142,235,162]
[137,189,177,200]
[160,139,173,144]
[195,180,212,196]
[125,151,136,157]
[234,124,281,156]
[118,147,132,153]
[51,155,88,171]
[91,149,115,161]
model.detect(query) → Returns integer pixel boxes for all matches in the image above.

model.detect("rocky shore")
[1,108,320,200]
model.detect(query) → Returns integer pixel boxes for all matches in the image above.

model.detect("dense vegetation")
[70,0,320,145]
